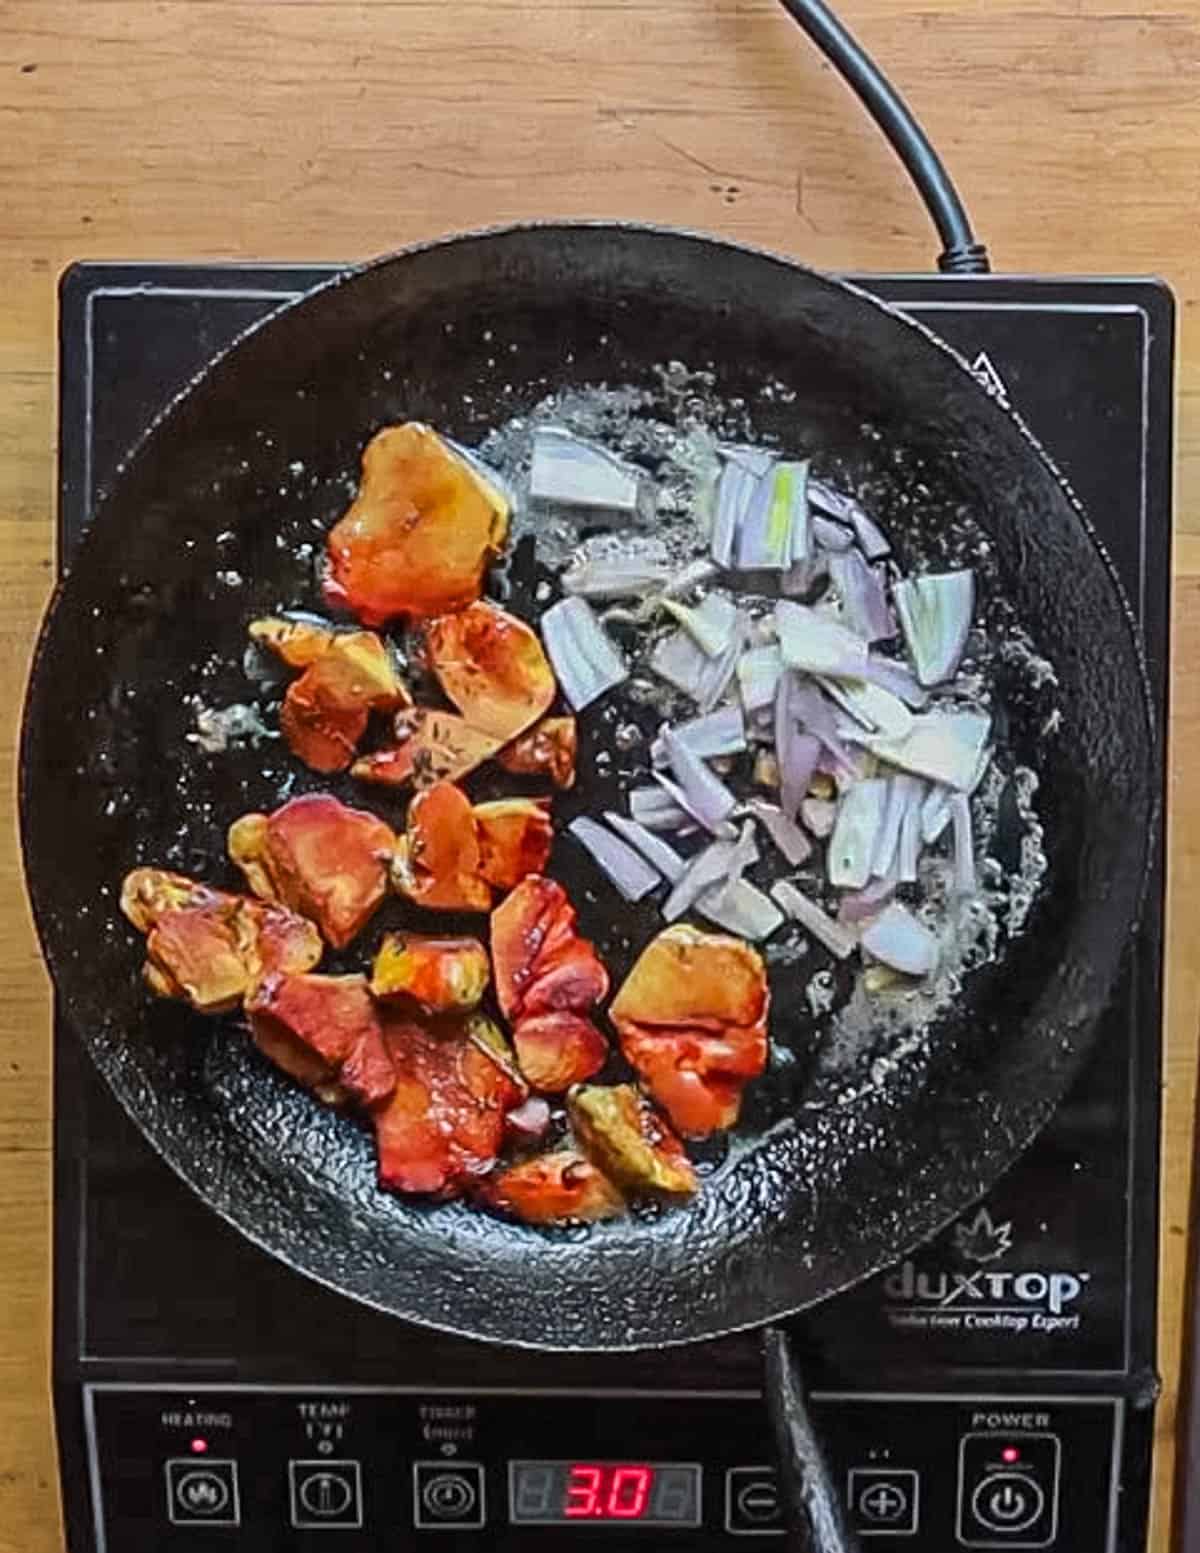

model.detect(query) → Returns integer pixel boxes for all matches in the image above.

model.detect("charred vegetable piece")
[473,798,553,891]
[247,973,395,1106]
[491,877,611,1092]
[280,631,410,774]
[480,1150,625,1224]
[392,782,492,913]
[142,905,258,1013]
[121,869,323,1015]
[426,600,556,741]
[371,933,490,1012]
[249,615,337,668]
[512,1012,608,1092]
[372,1013,523,1197]
[228,793,396,949]
[496,715,577,788]
[351,708,502,790]
[609,925,769,1137]
[569,1084,697,1198]
[490,876,609,1024]
[324,423,509,625]
[120,867,223,933]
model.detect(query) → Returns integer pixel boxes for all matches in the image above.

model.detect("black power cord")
[774,0,991,274]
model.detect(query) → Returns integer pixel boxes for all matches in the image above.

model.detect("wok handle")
[762,1325,861,1553]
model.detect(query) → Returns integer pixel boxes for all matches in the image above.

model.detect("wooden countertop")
[1,1,1198,1547]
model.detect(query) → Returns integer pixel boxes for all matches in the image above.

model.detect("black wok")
[21,224,1155,1550]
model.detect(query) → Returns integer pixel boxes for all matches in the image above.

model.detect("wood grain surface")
[1,2,1198,1548]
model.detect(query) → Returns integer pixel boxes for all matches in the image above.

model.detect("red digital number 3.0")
[564,1464,654,1520]
[607,1466,652,1518]
[565,1465,604,1518]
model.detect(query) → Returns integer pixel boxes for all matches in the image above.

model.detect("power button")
[957,1434,1060,1548]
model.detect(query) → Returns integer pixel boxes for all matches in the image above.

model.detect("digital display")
[509,1461,702,1526]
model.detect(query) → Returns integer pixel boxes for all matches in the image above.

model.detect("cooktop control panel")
[85,1387,1120,1551]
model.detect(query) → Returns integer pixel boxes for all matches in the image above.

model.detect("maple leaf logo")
[954,1206,1013,1265]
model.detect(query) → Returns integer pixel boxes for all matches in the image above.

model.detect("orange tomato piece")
[372,1013,523,1197]
[511,1012,608,1092]
[609,925,769,1138]
[279,631,410,775]
[324,423,509,625]
[489,876,608,1024]
[480,1151,625,1225]
[351,708,502,791]
[473,798,553,892]
[371,933,490,1013]
[425,600,556,741]
[228,794,396,949]
[496,715,578,789]
[247,972,396,1107]
[392,781,492,913]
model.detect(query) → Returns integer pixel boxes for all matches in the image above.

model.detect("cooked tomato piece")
[371,933,490,1013]
[609,925,769,1138]
[480,1150,625,1225]
[143,906,253,1014]
[473,798,553,892]
[569,1084,697,1197]
[372,1013,523,1197]
[248,615,337,669]
[490,876,608,1024]
[228,794,396,949]
[121,867,224,933]
[278,631,410,774]
[425,600,556,741]
[512,1012,608,1092]
[391,782,491,913]
[351,708,502,790]
[613,1025,764,1137]
[324,423,509,625]
[496,715,578,789]
[122,868,322,1014]
[247,972,395,1106]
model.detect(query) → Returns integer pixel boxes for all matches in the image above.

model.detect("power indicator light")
[190,1438,209,1455]
[1001,1447,1020,1464]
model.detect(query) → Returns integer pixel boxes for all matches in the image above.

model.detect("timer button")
[726,1467,785,1536]
[413,1461,486,1530]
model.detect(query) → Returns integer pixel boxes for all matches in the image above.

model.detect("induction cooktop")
[53,263,1172,1552]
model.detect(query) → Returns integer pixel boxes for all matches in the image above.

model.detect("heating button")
[165,1458,241,1527]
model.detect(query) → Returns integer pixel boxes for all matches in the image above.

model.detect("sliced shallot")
[630,784,691,833]
[950,792,977,895]
[748,800,812,866]
[663,728,738,832]
[698,879,783,940]
[737,644,783,714]
[828,777,888,889]
[861,903,938,977]
[776,600,869,679]
[541,596,628,711]
[828,550,895,643]
[603,812,686,884]
[920,783,954,844]
[893,570,975,686]
[869,708,991,792]
[529,427,644,516]
[568,816,661,902]
[771,880,857,960]
[651,705,746,768]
